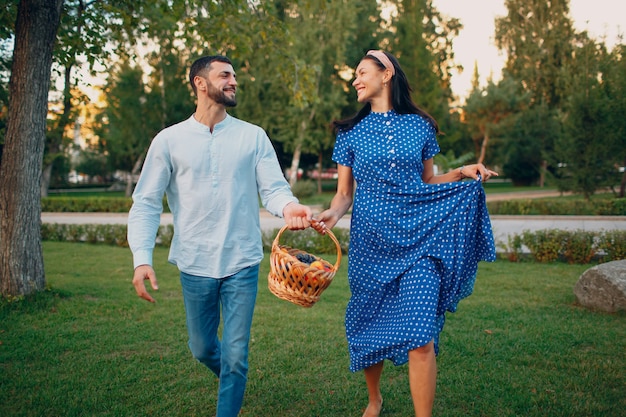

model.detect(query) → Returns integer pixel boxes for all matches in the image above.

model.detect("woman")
[315,50,498,417]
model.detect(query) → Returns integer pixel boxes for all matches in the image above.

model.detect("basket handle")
[272,224,342,271]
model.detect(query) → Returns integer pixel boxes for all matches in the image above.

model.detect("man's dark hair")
[189,55,232,95]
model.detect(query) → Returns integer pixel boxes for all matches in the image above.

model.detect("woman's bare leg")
[408,340,436,417]
[362,361,384,417]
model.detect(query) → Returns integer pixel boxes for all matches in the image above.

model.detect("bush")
[487,198,626,215]
[42,194,626,216]
[522,229,567,262]
[39,225,624,265]
[157,224,174,247]
[500,229,626,264]
[262,227,350,255]
[41,197,171,213]
[562,231,598,264]
[42,197,133,213]
[597,230,626,261]
[498,234,523,262]
[290,180,317,200]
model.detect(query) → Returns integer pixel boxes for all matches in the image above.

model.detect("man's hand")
[283,202,313,230]
[132,265,159,303]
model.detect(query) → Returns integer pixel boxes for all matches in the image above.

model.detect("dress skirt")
[345,179,495,372]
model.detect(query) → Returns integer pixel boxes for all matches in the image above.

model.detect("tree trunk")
[288,111,316,186]
[619,159,626,198]
[125,151,146,197]
[288,119,307,186]
[477,131,489,165]
[0,0,64,297]
[40,163,53,197]
[288,144,302,186]
[316,151,323,194]
[539,159,547,188]
[41,62,75,197]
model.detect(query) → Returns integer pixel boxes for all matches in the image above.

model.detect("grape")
[295,253,316,264]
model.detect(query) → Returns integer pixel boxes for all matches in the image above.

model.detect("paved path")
[41,189,625,252]
[41,211,626,246]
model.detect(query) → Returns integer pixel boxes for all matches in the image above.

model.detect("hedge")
[40,223,624,265]
[486,198,626,215]
[42,196,626,216]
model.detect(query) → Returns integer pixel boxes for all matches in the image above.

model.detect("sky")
[432,0,625,102]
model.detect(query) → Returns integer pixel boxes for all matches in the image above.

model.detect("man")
[128,55,314,417]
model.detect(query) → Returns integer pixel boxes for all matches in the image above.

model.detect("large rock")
[574,260,626,312]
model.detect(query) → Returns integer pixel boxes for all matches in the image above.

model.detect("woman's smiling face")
[352,58,386,104]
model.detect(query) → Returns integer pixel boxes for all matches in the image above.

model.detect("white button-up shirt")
[128,114,297,278]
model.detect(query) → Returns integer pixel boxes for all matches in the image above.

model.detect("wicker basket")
[268,225,342,308]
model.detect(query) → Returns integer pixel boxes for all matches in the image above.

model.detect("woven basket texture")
[268,225,342,307]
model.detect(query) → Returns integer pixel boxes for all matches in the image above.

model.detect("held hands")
[459,164,499,182]
[310,209,340,235]
[133,265,159,303]
[283,202,314,230]
[283,202,336,235]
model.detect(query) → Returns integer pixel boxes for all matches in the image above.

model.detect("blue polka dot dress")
[332,110,496,372]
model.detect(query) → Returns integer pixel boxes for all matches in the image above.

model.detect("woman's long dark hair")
[333,51,439,134]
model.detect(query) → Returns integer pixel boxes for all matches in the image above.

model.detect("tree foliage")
[464,75,529,168]
[388,0,460,130]
[600,44,626,197]
[491,0,577,186]
[556,36,624,198]
[96,60,161,196]
[2,0,625,299]
[495,0,575,108]
[256,0,369,185]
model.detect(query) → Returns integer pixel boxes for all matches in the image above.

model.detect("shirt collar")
[188,113,232,132]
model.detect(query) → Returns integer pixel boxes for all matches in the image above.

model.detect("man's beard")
[207,83,237,107]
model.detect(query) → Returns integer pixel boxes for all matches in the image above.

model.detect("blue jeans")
[180,264,259,417]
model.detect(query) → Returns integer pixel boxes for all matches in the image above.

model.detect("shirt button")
[391,163,396,168]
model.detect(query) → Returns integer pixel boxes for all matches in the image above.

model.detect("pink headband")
[366,50,395,76]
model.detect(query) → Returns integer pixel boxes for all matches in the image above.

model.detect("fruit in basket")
[295,253,316,264]
[309,260,322,269]
[309,260,333,271]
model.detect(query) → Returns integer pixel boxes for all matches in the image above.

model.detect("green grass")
[1,243,624,416]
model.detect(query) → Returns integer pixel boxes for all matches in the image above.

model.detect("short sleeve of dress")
[422,122,440,161]
[332,130,354,167]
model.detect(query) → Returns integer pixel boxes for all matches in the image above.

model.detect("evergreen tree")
[495,0,577,186]
[600,44,626,197]
[495,0,575,108]
[557,36,615,198]
[96,60,161,197]
[386,0,462,153]
[388,0,459,119]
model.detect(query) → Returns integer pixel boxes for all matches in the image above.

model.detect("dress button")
[391,163,396,168]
